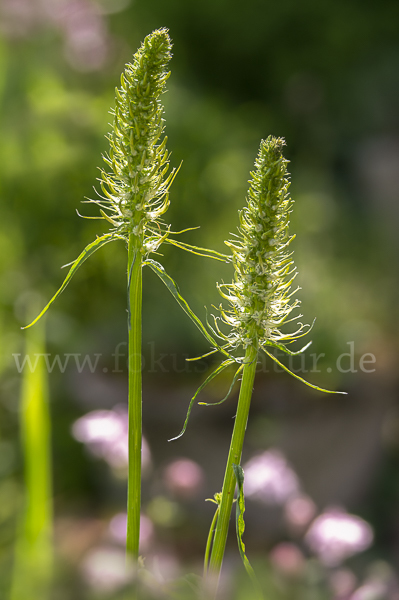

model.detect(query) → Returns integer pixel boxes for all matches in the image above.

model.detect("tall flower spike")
[99,28,175,254]
[23,28,229,330]
[217,135,306,352]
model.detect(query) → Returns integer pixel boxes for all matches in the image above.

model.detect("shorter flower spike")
[217,136,307,352]
[170,136,345,443]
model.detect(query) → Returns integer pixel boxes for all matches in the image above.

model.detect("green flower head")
[98,28,176,254]
[217,136,308,352]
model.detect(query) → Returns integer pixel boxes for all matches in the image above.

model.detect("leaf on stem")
[126,250,136,330]
[168,359,235,441]
[22,234,124,329]
[164,238,231,262]
[144,258,231,357]
[198,363,243,406]
[262,339,312,356]
[262,349,347,394]
[232,464,263,599]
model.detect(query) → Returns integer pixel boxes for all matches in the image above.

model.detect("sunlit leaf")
[144,258,231,357]
[198,363,243,406]
[22,234,124,329]
[169,359,235,441]
[232,464,263,599]
[262,349,347,394]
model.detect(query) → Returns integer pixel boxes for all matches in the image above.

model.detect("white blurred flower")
[243,449,300,504]
[81,547,133,592]
[350,581,388,600]
[305,508,373,566]
[71,407,151,472]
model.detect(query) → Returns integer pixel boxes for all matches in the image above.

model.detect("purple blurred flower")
[0,0,110,71]
[54,0,108,71]
[305,508,373,566]
[243,449,300,504]
[163,458,204,498]
[71,407,151,472]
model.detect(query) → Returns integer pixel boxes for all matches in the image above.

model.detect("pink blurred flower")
[329,569,357,599]
[305,508,373,566]
[284,494,317,529]
[71,407,151,472]
[269,542,305,577]
[57,0,108,71]
[243,450,300,504]
[0,0,36,37]
[109,513,154,551]
[163,459,204,498]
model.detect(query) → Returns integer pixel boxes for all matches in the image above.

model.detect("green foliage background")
[0,0,398,597]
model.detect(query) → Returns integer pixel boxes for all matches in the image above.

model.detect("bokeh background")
[1,0,399,598]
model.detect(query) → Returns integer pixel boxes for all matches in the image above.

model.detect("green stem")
[126,235,143,559]
[204,505,219,577]
[208,344,257,585]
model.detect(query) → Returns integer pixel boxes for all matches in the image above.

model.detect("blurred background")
[0,0,399,598]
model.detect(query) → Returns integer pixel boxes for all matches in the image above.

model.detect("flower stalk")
[208,343,257,575]
[104,28,176,560]
[202,136,345,593]
[126,238,143,558]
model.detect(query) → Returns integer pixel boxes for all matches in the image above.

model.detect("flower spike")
[218,136,304,352]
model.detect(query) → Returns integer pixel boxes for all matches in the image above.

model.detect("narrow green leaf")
[204,505,219,576]
[198,363,243,406]
[165,238,231,262]
[126,250,137,330]
[262,340,312,356]
[186,348,220,362]
[262,349,347,394]
[144,258,230,357]
[168,359,235,441]
[232,464,263,599]
[22,234,124,329]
